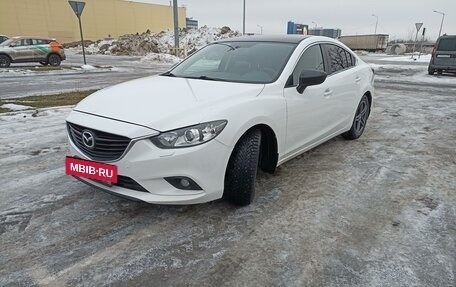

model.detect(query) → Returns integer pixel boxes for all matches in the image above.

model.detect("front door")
[10,38,34,61]
[283,44,334,158]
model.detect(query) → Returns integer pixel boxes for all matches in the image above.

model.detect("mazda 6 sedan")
[66,35,374,206]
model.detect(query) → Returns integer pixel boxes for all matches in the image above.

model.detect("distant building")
[186,18,198,30]
[0,0,187,43]
[287,21,308,35]
[308,28,342,39]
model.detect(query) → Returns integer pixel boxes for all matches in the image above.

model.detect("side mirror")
[297,70,327,94]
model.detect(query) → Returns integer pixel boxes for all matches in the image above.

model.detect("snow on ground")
[365,54,456,86]
[371,65,456,85]
[378,54,431,62]
[0,106,71,123]
[0,103,33,111]
[0,107,71,166]
[0,65,120,78]
[81,64,96,70]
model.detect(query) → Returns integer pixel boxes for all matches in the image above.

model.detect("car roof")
[11,36,57,41]
[215,35,312,44]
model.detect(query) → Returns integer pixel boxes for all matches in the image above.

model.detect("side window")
[19,39,32,46]
[292,44,324,85]
[324,44,354,74]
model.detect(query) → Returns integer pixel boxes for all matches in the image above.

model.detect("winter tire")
[343,95,370,140]
[0,55,11,68]
[48,54,61,66]
[224,129,262,206]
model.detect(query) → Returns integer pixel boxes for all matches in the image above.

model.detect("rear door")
[321,43,361,130]
[435,37,456,68]
[32,39,51,61]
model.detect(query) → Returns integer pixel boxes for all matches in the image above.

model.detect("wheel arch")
[0,53,12,61]
[227,123,279,174]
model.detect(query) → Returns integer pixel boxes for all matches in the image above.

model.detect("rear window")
[437,38,456,51]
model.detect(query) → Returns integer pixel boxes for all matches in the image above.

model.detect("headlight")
[151,120,227,149]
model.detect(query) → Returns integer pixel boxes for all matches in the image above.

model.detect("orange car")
[0,36,66,68]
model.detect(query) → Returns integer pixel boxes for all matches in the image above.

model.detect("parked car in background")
[66,35,374,206]
[0,36,66,68]
[428,35,456,75]
[0,35,8,44]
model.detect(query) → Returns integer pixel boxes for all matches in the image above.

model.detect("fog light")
[180,178,190,188]
[165,177,202,190]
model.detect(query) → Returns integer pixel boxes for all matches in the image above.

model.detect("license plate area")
[65,156,118,183]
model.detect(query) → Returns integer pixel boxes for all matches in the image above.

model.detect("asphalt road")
[0,60,455,286]
[0,54,171,99]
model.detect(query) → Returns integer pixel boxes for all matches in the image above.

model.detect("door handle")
[323,89,333,97]
[355,77,361,83]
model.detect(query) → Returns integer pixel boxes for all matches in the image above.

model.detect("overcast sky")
[131,0,455,41]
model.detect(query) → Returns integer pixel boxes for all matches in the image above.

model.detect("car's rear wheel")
[343,95,370,140]
[428,67,434,75]
[224,129,261,206]
[0,55,11,68]
[40,61,48,66]
[48,54,61,66]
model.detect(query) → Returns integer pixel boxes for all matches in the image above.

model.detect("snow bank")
[66,26,241,57]
[1,103,32,111]
[140,53,181,64]
[81,65,96,70]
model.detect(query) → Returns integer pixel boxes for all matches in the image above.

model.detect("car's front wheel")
[48,54,61,66]
[224,129,261,206]
[343,95,370,140]
[0,55,11,68]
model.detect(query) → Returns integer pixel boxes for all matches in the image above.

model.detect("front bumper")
[67,113,232,204]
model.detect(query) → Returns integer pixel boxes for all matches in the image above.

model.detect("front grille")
[115,176,148,192]
[67,122,131,162]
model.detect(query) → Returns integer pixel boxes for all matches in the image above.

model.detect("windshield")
[168,41,297,84]
[0,39,14,46]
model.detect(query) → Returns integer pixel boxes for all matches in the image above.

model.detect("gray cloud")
[133,0,455,40]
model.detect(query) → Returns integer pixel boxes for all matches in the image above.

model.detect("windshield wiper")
[196,75,227,81]
[161,71,176,77]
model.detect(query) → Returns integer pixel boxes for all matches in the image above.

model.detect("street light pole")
[173,0,179,56]
[257,25,263,35]
[312,21,317,29]
[433,10,445,38]
[372,14,378,34]
[243,0,246,34]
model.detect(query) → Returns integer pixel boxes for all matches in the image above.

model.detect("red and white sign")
[65,156,118,183]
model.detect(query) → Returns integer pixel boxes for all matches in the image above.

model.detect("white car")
[66,35,374,206]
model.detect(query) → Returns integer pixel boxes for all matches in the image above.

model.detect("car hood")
[74,75,265,131]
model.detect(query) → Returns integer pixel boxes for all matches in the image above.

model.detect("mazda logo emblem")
[82,130,95,149]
